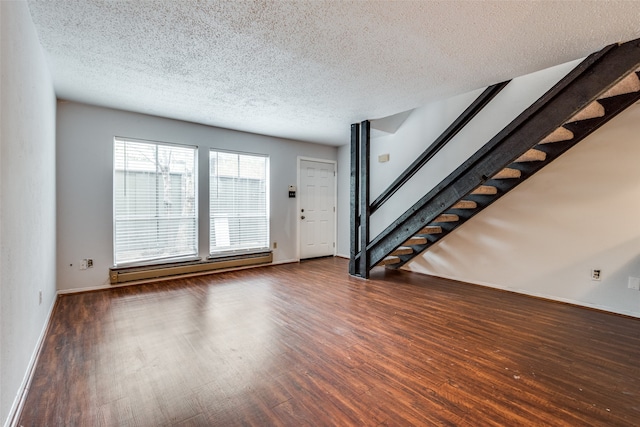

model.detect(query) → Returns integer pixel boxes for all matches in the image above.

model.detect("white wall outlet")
[273,242,277,249]
[80,259,87,270]
[591,269,601,281]
[87,258,94,268]
[39,290,42,305]
[628,276,640,290]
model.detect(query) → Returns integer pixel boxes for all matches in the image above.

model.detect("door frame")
[296,156,338,261]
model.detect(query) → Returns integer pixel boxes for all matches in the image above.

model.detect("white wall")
[0,2,57,426]
[408,104,640,317]
[368,59,581,237]
[336,58,640,317]
[336,144,351,258]
[336,59,579,252]
[56,102,337,291]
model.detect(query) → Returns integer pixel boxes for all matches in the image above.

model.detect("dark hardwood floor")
[18,257,640,426]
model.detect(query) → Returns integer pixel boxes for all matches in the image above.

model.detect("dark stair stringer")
[352,38,640,275]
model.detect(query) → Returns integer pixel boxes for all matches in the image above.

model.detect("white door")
[299,160,336,259]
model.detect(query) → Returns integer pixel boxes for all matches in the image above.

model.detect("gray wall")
[56,102,337,291]
[1,2,57,425]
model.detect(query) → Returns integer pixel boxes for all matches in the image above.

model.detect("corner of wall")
[1,1,58,425]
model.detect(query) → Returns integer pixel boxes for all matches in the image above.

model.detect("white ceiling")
[27,0,640,146]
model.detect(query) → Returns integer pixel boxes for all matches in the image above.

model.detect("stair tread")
[451,200,477,209]
[434,214,459,222]
[378,256,401,266]
[471,185,498,195]
[515,148,546,163]
[391,246,413,256]
[539,127,574,144]
[418,225,442,234]
[404,237,428,245]
[492,168,521,179]
[599,72,640,99]
[566,101,605,123]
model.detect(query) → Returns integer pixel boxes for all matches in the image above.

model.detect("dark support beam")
[358,121,371,278]
[360,38,640,269]
[348,123,360,276]
[370,80,510,213]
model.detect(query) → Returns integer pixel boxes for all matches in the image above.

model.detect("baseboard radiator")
[109,252,273,284]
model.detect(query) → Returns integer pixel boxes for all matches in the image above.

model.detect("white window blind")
[210,150,269,255]
[114,138,197,266]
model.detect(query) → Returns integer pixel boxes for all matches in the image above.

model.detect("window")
[114,138,197,266]
[210,150,269,256]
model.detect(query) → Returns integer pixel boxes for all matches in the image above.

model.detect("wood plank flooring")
[18,257,640,426]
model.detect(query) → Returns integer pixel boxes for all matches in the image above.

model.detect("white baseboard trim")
[5,295,57,427]
[335,253,349,259]
[57,283,112,294]
[271,258,299,265]
[404,267,640,319]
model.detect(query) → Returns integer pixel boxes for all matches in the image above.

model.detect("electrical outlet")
[628,276,640,290]
[378,153,390,163]
[39,290,42,305]
[87,259,94,268]
[273,242,277,249]
[591,269,601,281]
[80,259,87,270]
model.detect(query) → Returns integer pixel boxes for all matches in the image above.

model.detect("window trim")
[113,136,199,267]
[208,148,270,257]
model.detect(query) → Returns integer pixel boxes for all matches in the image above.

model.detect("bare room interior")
[2,1,640,426]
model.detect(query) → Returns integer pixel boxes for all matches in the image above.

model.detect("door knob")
[301,215,306,220]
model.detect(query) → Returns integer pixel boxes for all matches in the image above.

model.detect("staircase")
[350,38,640,278]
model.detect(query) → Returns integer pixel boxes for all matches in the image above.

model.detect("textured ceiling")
[27,0,640,146]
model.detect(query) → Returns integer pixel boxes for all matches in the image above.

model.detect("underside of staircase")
[350,38,640,279]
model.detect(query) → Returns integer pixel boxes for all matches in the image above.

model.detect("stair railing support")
[358,120,371,278]
[369,81,510,214]
[348,123,360,276]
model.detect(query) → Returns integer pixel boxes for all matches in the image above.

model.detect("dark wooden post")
[348,123,360,276]
[358,120,371,278]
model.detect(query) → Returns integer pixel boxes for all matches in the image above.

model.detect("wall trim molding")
[403,268,640,319]
[5,296,58,427]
